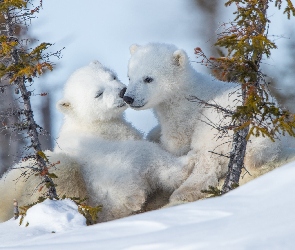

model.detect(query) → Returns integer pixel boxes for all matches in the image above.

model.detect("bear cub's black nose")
[123,95,134,104]
[119,87,127,98]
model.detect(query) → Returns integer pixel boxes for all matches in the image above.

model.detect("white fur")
[60,135,191,222]
[126,43,295,203]
[0,61,191,222]
[0,151,87,222]
[56,60,142,146]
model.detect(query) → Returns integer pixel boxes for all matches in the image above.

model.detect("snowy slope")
[1,161,295,250]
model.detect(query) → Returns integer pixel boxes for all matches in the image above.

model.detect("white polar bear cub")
[55,60,142,149]
[125,43,294,203]
[0,61,191,223]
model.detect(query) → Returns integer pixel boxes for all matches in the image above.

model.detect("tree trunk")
[222,0,269,193]
[3,10,57,199]
[222,125,249,193]
[194,0,220,57]
[39,89,53,151]
[0,86,22,176]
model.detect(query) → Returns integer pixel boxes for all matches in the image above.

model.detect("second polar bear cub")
[124,43,294,203]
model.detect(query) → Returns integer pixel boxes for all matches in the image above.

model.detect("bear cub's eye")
[113,76,117,80]
[95,92,103,98]
[143,77,153,83]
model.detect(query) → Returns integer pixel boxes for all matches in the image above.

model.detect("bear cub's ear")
[56,99,72,114]
[173,49,188,67]
[89,60,103,68]
[130,44,140,55]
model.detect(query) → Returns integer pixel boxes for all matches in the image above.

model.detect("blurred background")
[0,0,294,175]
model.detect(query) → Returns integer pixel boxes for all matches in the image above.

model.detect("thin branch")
[187,95,235,115]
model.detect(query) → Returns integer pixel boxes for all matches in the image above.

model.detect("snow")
[19,199,86,232]
[0,199,86,248]
[1,161,295,249]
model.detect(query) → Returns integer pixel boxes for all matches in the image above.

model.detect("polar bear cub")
[124,43,294,203]
[0,61,190,222]
[55,60,143,150]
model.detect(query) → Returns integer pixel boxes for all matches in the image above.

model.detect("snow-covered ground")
[1,161,294,250]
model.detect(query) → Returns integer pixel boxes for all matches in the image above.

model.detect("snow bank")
[1,162,295,249]
[20,199,86,232]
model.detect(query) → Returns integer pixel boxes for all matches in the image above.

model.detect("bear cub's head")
[124,43,190,110]
[57,61,127,122]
